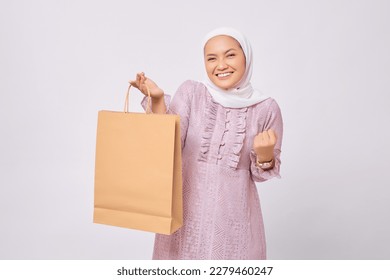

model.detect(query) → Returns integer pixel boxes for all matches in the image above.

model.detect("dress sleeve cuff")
[250,149,281,182]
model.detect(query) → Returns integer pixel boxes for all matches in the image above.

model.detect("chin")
[211,81,232,90]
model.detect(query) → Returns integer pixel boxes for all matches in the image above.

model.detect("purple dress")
[143,80,283,259]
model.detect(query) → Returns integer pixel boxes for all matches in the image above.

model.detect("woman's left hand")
[253,129,277,162]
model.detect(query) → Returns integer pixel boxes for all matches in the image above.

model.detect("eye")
[207,57,216,62]
[227,53,236,58]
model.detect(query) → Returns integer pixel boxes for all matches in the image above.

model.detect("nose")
[217,59,228,70]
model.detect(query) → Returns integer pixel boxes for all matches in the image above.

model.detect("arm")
[250,99,283,182]
[140,80,193,149]
[130,72,166,114]
[165,81,193,149]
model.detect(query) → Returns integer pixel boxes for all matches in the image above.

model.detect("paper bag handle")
[124,83,152,114]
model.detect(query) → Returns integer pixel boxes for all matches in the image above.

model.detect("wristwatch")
[255,158,274,170]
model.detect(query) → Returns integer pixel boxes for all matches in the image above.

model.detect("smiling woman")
[204,35,246,90]
[129,27,284,260]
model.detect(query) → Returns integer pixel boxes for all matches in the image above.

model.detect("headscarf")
[201,27,268,108]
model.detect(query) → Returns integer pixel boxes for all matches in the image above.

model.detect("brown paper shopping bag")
[93,83,182,235]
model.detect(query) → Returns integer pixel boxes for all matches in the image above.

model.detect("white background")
[1,0,389,259]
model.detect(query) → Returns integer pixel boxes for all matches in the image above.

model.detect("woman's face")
[204,35,246,90]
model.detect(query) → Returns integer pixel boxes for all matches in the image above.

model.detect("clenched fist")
[253,129,277,163]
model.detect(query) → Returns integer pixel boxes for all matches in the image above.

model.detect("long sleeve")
[250,99,283,182]
[141,80,193,149]
[167,81,194,149]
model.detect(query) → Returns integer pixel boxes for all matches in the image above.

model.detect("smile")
[216,72,233,78]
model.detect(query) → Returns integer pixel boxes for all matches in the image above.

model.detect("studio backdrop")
[0,0,389,259]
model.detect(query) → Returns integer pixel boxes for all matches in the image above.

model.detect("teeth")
[217,72,232,77]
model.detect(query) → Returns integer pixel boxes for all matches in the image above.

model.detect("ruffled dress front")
[142,80,283,259]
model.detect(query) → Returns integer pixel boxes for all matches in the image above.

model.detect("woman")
[130,27,283,259]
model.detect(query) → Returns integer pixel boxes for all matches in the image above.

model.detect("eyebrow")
[206,48,237,56]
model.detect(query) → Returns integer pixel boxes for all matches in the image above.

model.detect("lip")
[215,72,234,79]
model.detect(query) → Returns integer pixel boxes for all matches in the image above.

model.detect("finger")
[140,73,146,85]
[256,132,265,143]
[261,131,269,142]
[268,129,277,143]
[136,73,141,85]
[140,75,146,90]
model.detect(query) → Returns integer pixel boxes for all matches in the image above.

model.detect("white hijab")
[201,27,268,108]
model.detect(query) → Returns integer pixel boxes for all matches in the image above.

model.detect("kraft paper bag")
[93,84,183,235]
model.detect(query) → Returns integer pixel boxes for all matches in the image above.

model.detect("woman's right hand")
[129,72,164,100]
